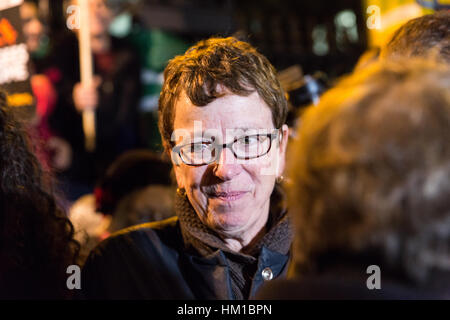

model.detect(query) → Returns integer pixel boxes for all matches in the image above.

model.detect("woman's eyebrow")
[230,127,265,132]
[181,127,273,144]
[231,127,277,134]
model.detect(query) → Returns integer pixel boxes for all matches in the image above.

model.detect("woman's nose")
[212,147,242,181]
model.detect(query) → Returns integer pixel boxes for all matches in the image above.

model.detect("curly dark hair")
[158,36,288,154]
[288,59,450,284]
[0,91,80,299]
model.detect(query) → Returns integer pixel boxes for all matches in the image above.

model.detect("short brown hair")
[158,37,287,153]
[381,11,450,63]
[288,59,450,283]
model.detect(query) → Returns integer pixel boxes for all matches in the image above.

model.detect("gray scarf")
[175,185,293,299]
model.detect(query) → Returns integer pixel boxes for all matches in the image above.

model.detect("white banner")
[0,0,23,11]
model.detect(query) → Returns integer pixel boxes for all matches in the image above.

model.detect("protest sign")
[0,0,35,121]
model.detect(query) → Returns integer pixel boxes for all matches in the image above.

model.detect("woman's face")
[89,0,113,36]
[71,0,113,36]
[20,2,43,53]
[172,89,288,239]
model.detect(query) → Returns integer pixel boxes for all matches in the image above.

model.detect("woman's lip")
[208,191,248,201]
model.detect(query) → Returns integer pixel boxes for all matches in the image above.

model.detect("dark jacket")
[81,217,291,299]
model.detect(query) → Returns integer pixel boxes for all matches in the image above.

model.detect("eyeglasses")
[172,132,280,166]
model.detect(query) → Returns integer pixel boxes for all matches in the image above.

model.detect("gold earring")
[276,175,284,184]
[176,187,187,197]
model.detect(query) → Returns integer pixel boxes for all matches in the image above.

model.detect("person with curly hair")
[0,91,80,299]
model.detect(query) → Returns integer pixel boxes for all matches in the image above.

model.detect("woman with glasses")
[81,37,292,299]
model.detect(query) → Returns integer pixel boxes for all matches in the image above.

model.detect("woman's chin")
[207,212,249,234]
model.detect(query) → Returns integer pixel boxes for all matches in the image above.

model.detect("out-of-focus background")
[4,0,447,262]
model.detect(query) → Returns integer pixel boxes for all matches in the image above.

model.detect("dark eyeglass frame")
[172,131,281,166]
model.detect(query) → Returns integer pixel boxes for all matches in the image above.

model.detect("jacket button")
[261,267,273,281]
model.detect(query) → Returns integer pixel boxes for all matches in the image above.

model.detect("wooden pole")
[78,0,96,152]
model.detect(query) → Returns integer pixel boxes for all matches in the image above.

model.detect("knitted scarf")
[175,185,293,299]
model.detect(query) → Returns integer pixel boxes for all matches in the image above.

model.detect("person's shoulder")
[103,216,179,246]
[80,216,183,299]
[90,216,180,256]
[114,215,179,235]
[83,216,182,275]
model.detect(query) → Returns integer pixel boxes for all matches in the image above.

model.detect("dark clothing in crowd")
[81,187,293,299]
[48,33,141,195]
[0,262,66,299]
[256,259,450,300]
[256,273,450,300]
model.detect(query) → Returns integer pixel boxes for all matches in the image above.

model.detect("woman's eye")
[239,136,258,145]
[191,144,207,153]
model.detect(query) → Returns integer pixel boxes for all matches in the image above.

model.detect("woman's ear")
[169,146,186,189]
[276,124,289,177]
[172,164,185,190]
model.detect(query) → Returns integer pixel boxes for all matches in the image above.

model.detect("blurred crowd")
[19,0,186,263]
[23,0,188,198]
[0,0,449,300]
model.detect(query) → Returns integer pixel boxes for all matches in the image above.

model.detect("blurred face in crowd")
[88,0,113,37]
[20,2,44,53]
[72,0,113,37]
[172,87,288,241]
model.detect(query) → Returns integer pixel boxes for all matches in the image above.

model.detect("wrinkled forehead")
[173,90,274,134]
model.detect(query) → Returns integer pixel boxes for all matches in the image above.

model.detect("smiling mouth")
[208,191,248,202]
